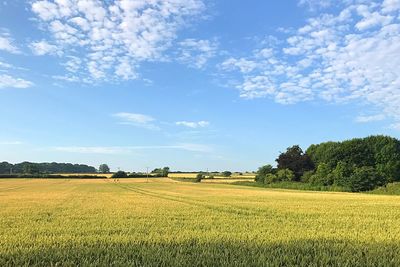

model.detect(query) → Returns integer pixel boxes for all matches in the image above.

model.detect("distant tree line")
[111,167,171,178]
[255,135,400,192]
[0,161,97,174]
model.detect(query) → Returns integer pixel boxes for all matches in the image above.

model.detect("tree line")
[255,135,400,192]
[0,161,97,174]
[111,167,171,178]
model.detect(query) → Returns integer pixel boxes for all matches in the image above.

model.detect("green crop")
[1,178,400,266]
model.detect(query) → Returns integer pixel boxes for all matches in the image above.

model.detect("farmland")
[1,178,400,266]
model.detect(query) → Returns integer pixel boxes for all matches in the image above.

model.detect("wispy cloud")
[0,60,12,69]
[220,57,258,73]
[54,146,128,154]
[177,39,218,69]
[29,40,60,56]
[355,114,386,123]
[176,121,210,128]
[53,143,212,154]
[390,122,400,131]
[220,0,400,128]
[0,32,20,54]
[298,0,332,11]
[30,0,206,83]
[0,74,33,89]
[113,112,159,130]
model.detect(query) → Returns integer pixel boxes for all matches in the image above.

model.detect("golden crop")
[0,178,399,266]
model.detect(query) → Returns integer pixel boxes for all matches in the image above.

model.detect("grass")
[233,181,349,192]
[368,182,400,195]
[1,178,400,266]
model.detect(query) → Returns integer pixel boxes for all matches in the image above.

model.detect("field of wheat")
[168,172,255,179]
[1,178,400,266]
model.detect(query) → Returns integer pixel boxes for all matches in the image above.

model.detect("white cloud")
[355,114,386,123]
[115,57,137,80]
[62,56,81,73]
[32,0,60,21]
[54,146,129,154]
[355,12,393,31]
[298,0,332,11]
[0,34,20,54]
[382,0,400,13]
[220,58,258,73]
[0,74,33,89]
[176,121,210,128]
[0,60,12,69]
[113,112,159,130]
[52,74,80,82]
[177,39,218,69]
[220,0,400,129]
[54,143,212,154]
[114,112,154,124]
[31,0,206,82]
[390,122,400,130]
[30,40,60,56]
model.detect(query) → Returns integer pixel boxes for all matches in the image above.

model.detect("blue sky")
[0,0,400,171]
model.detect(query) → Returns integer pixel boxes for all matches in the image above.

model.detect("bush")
[208,174,215,179]
[195,173,205,182]
[264,174,279,184]
[255,165,274,182]
[309,163,332,186]
[331,161,353,186]
[300,171,314,183]
[348,167,385,192]
[222,171,232,177]
[151,167,170,177]
[112,171,128,178]
[276,169,295,182]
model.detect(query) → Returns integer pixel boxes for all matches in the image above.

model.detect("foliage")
[22,163,40,174]
[348,166,385,192]
[127,172,165,178]
[276,168,295,182]
[112,171,128,178]
[330,161,353,186]
[195,173,205,182]
[99,164,110,173]
[276,145,314,180]
[309,163,333,186]
[0,161,96,174]
[258,135,400,192]
[234,181,349,192]
[255,164,274,182]
[264,173,279,184]
[369,182,400,195]
[152,167,170,177]
[306,135,400,183]
[300,170,314,183]
[222,171,232,177]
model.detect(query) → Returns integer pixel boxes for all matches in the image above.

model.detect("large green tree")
[276,145,314,180]
[99,164,110,173]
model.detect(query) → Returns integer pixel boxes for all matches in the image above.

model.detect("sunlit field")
[168,172,255,179]
[56,173,114,178]
[1,178,400,266]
